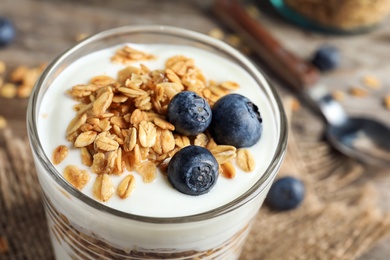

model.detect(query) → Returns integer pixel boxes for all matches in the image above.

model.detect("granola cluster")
[285,0,390,30]
[0,61,46,99]
[53,45,255,202]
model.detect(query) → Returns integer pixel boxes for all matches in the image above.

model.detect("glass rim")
[27,25,288,224]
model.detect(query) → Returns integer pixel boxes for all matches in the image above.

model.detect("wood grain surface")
[1,0,390,259]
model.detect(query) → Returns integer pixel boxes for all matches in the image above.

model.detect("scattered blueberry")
[167,145,219,196]
[167,91,212,136]
[209,94,262,148]
[0,17,15,47]
[311,45,340,72]
[266,176,305,211]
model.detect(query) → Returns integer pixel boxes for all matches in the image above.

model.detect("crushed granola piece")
[220,162,236,179]
[245,5,260,18]
[332,90,345,101]
[111,45,156,64]
[53,145,69,165]
[63,165,90,190]
[220,81,240,90]
[290,97,301,112]
[75,32,89,42]
[362,75,381,89]
[226,34,241,47]
[174,134,191,148]
[194,133,209,147]
[236,149,255,172]
[210,145,237,165]
[138,121,157,148]
[384,95,390,110]
[153,117,175,131]
[95,132,119,152]
[117,174,136,199]
[135,161,157,183]
[0,61,6,74]
[349,87,368,97]
[74,131,97,147]
[0,83,17,98]
[208,28,225,40]
[80,147,93,167]
[166,55,194,76]
[9,66,28,83]
[93,174,115,202]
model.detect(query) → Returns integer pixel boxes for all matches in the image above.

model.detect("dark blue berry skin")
[311,46,340,72]
[167,145,219,196]
[266,177,305,211]
[167,91,212,136]
[0,18,15,47]
[209,94,262,148]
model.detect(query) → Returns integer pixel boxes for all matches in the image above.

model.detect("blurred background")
[1,0,390,259]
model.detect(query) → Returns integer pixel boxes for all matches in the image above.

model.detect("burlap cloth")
[1,98,390,259]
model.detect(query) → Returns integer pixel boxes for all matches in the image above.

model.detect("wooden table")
[1,0,390,259]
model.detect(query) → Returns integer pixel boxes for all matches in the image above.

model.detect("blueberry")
[209,94,262,148]
[266,177,305,211]
[167,145,219,196]
[311,45,340,72]
[0,17,15,47]
[167,91,212,136]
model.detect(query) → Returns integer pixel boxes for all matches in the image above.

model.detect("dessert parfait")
[27,26,287,259]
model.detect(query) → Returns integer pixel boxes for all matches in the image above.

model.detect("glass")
[270,0,390,34]
[27,25,288,259]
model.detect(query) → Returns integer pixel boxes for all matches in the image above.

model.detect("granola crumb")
[75,32,89,42]
[9,66,28,83]
[0,116,7,129]
[64,165,90,190]
[384,95,390,110]
[111,45,156,64]
[208,28,225,40]
[53,145,69,165]
[0,61,6,74]
[362,75,381,89]
[226,34,241,47]
[349,87,368,97]
[290,98,301,112]
[0,83,17,98]
[236,149,255,172]
[0,236,9,253]
[332,90,345,101]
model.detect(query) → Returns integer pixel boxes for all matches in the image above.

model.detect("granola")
[52,145,69,165]
[285,0,390,30]
[0,116,7,129]
[57,46,257,202]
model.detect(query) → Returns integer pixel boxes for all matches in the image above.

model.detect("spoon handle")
[213,0,320,92]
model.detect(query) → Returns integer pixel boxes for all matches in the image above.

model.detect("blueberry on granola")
[210,94,262,148]
[167,145,219,196]
[266,177,305,211]
[167,91,212,136]
[0,17,15,47]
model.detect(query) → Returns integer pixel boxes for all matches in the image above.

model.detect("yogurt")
[37,43,278,218]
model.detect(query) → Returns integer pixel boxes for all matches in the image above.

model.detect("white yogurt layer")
[38,43,278,218]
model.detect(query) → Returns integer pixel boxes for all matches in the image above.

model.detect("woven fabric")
[0,100,389,260]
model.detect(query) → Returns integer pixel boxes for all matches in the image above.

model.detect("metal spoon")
[214,0,390,167]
